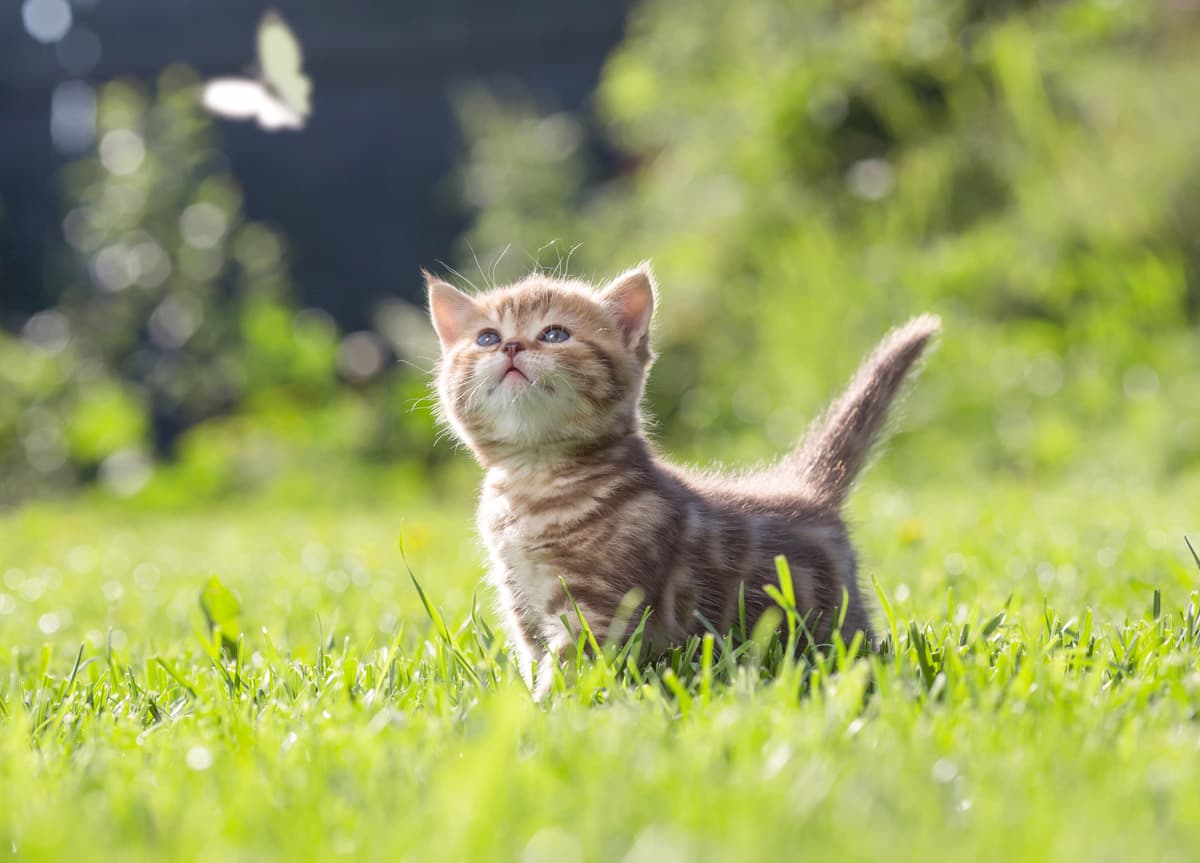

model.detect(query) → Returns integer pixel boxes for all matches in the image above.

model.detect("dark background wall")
[0,0,630,329]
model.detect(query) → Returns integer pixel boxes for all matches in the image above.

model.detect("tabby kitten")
[427,264,938,693]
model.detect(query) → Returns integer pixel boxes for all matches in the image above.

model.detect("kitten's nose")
[503,340,526,357]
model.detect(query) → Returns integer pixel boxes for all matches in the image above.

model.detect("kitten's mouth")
[502,365,530,383]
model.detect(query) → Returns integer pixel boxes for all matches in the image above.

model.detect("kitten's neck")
[480,429,651,481]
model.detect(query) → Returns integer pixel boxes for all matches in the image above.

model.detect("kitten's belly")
[479,483,869,654]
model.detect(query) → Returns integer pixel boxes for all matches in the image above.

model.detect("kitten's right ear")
[425,271,479,349]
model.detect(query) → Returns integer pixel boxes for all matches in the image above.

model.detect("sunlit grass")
[2,476,1200,861]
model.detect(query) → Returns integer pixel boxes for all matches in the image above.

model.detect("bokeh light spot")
[55,25,101,74]
[301,543,330,573]
[22,310,71,354]
[132,239,172,288]
[325,570,350,593]
[99,449,153,497]
[233,224,283,272]
[180,202,229,249]
[1026,352,1063,398]
[846,158,895,201]
[522,827,582,863]
[178,246,223,281]
[337,331,388,383]
[533,113,582,159]
[20,408,67,474]
[92,244,137,292]
[186,746,213,771]
[373,298,440,363]
[66,545,96,574]
[149,296,203,349]
[50,80,95,154]
[931,758,958,784]
[99,129,145,176]
[22,0,72,43]
[62,207,98,251]
[1123,365,1159,399]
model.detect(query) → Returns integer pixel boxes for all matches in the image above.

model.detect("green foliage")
[456,0,1200,480]
[0,327,147,500]
[1,67,443,504]
[62,381,148,463]
[53,67,301,424]
[239,299,339,394]
[2,477,1200,859]
[0,68,321,501]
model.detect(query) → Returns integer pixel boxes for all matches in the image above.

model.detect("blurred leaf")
[200,575,241,657]
[64,382,147,464]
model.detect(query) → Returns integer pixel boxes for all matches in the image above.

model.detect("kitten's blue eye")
[540,326,571,343]
[476,330,500,347]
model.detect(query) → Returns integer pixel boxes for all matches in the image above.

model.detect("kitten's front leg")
[510,638,538,691]
[532,647,560,701]
[531,630,586,701]
[488,567,541,688]
[531,591,614,700]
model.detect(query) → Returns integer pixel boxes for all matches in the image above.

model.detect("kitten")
[427,263,938,694]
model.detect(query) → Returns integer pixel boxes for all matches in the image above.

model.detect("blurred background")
[2,0,1199,508]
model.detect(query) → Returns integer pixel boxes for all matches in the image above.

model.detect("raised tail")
[788,314,941,507]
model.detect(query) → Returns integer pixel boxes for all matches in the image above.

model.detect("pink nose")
[503,341,526,357]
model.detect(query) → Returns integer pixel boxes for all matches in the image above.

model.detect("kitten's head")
[427,264,656,462]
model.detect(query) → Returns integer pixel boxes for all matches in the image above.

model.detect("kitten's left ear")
[425,271,480,349]
[601,262,656,362]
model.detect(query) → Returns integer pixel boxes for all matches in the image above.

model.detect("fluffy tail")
[788,314,941,507]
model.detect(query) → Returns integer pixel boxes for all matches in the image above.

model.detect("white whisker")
[436,259,480,293]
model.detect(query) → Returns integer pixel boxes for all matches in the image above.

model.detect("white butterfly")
[201,10,311,131]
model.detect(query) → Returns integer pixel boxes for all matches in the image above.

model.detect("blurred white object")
[201,10,311,131]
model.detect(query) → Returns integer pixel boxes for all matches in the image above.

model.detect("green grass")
[3,475,1200,862]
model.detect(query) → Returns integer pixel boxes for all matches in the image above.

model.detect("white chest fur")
[477,482,565,652]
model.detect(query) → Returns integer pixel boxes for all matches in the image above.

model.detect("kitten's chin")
[454,369,639,460]
[469,400,639,462]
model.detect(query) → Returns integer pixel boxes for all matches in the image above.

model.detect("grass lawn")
[2,474,1200,862]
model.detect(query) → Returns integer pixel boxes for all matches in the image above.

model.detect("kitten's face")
[428,266,656,461]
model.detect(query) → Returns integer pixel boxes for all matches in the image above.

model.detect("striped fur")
[427,264,939,694]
